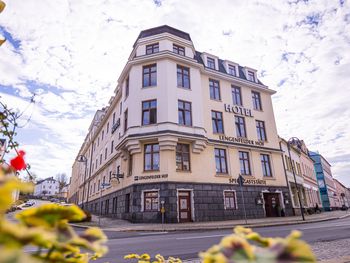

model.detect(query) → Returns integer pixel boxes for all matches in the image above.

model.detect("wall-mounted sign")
[219,135,264,146]
[229,177,267,185]
[224,104,253,117]
[134,174,168,181]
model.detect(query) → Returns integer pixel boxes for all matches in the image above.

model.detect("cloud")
[0,0,349,186]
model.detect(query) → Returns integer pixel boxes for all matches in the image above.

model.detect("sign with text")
[134,174,168,181]
[229,177,267,185]
[224,104,253,117]
[219,135,264,146]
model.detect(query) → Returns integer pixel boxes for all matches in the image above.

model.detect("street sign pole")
[238,175,247,224]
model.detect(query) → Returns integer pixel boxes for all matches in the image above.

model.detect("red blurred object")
[10,150,27,171]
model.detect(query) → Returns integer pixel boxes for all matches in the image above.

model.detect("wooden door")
[264,193,280,217]
[178,191,192,222]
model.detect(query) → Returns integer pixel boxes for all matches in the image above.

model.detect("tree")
[56,173,67,193]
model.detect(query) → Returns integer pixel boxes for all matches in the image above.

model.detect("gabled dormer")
[201,52,219,70]
[223,60,239,77]
[244,67,258,83]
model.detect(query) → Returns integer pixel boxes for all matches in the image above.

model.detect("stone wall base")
[84,182,293,223]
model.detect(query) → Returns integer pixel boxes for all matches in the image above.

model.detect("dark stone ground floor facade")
[83,182,293,223]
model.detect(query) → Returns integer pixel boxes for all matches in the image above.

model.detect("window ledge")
[263,177,276,180]
[142,85,157,89]
[141,123,158,127]
[176,170,192,173]
[142,170,160,173]
[177,86,191,90]
[215,173,231,177]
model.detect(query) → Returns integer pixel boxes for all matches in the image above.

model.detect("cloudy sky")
[0,0,349,186]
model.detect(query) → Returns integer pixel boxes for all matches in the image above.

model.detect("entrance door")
[264,193,281,217]
[178,191,192,223]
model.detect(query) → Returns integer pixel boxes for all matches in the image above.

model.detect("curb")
[70,213,350,232]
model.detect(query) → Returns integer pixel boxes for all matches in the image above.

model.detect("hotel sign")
[224,104,253,117]
[229,177,266,185]
[219,135,264,146]
[134,174,168,181]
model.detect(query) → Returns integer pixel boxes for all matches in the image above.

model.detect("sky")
[0,0,349,186]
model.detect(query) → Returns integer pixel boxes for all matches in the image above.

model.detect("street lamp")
[287,137,305,221]
[98,169,124,226]
[76,155,88,210]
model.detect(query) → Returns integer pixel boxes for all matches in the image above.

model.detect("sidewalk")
[71,210,350,232]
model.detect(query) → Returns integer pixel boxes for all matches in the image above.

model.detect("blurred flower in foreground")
[10,150,27,171]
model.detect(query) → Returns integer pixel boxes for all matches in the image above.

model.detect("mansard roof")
[133,25,191,47]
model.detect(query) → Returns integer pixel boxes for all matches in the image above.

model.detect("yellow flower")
[124,253,141,259]
[234,226,253,236]
[140,253,151,260]
[154,254,165,263]
[16,203,86,228]
[220,234,255,259]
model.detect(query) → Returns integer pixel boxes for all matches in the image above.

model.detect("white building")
[34,177,59,197]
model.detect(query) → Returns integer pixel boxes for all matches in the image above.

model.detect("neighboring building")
[58,184,69,200]
[298,141,322,209]
[334,179,350,208]
[69,25,294,223]
[279,138,321,215]
[34,177,59,197]
[309,152,338,210]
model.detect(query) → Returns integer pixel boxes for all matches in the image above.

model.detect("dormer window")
[247,71,255,82]
[228,65,236,76]
[173,44,185,56]
[207,57,215,69]
[146,43,159,55]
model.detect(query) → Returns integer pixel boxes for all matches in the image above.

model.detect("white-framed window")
[247,71,255,82]
[223,190,237,209]
[228,64,237,76]
[207,57,215,69]
[141,189,160,212]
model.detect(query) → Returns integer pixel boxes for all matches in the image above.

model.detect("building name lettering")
[224,104,253,117]
[134,174,168,181]
[229,178,267,185]
[219,135,264,146]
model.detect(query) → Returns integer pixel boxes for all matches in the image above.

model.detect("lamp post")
[76,155,88,210]
[287,137,305,221]
[98,170,124,226]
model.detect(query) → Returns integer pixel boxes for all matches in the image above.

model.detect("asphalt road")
[89,216,350,263]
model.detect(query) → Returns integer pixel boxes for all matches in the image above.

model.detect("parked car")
[23,200,35,207]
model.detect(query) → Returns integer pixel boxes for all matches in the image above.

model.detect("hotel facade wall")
[69,26,294,222]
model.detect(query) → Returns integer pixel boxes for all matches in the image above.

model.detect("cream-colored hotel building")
[68,25,295,223]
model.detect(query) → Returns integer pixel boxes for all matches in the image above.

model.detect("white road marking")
[176,234,225,240]
[138,232,168,235]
